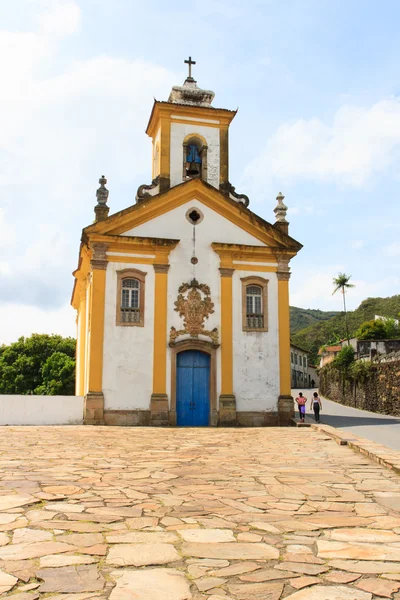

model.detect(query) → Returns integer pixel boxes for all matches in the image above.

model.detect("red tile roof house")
[318,345,342,368]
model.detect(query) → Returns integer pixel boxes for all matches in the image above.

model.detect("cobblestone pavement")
[1,427,400,599]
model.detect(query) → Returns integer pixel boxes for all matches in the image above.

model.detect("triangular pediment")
[83,178,302,251]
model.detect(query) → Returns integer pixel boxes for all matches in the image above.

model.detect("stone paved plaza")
[1,427,400,599]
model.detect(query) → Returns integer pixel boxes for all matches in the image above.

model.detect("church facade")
[71,67,302,427]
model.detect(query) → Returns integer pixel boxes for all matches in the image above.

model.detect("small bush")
[332,345,355,371]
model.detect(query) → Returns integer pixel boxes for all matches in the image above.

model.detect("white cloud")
[0,303,75,345]
[351,240,364,249]
[383,242,400,257]
[245,98,400,190]
[0,3,177,330]
[38,1,81,37]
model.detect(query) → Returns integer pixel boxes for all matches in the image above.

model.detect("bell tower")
[144,58,237,197]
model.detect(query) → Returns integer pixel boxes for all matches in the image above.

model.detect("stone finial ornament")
[274,192,288,223]
[96,175,109,205]
[94,175,110,222]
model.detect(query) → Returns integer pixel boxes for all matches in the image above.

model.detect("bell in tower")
[186,143,202,177]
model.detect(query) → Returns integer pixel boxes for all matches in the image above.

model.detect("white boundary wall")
[0,396,83,425]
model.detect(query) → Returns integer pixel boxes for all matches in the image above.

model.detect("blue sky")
[1,0,400,343]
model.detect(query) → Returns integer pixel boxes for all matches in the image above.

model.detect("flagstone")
[37,564,105,593]
[56,533,104,547]
[239,568,299,582]
[289,576,320,589]
[0,496,39,511]
[274,562,329,575]
[355,577,400,597]
[284,586,372,599]
[284,553,325,564]
[78,544,107,555]
[45,503,85,513]
[324,571,361,583]
[39,554,98,567]
[186,559,229,567]
[0,518,28,532]
[237,532,262,542]
[109,568,192,600]
[249,522,281,534]
[329,560,400,574]
[328,528,400,543]
[318,540,400,561]
[209,562,261,577]
[127,516,159,528]
[106,531,178,543]
[0,533,9,546]
[107,542,180,566]
[5,593,39,600]
[181,542,279,560]
[178,529,235,543]
[42,486,82,495]
[228,581,284,600]
[0,559,36,582]
[188,565,209,578]
[35,521,106,532]
[0,541,76,560]
[12,528,53,543]
[0,514,19,525]
[195,577,227,591]
[0,569,18,593]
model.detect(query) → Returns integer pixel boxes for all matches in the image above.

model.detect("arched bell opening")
[182,135,208,181]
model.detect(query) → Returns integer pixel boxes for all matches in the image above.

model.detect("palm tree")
[332,273,355,344]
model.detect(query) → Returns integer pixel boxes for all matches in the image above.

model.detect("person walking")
[310,392,322,423]
[295,392,307,423]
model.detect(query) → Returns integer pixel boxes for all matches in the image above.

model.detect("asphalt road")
[293,388,400,451]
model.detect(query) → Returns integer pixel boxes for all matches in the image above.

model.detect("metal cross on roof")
[184,56,196,80]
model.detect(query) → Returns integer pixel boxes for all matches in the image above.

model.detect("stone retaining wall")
[319,360,400,416]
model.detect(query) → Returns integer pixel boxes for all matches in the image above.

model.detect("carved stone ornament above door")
[169,279,219,345]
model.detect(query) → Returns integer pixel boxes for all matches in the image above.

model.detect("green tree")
[333,345,355,371]
[0,334,76,395]
[356,319,387,340]
[35,352,75,395]
[332,273,355,344]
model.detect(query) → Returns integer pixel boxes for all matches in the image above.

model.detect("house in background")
[318,345,341,368]
[290,343,318,388]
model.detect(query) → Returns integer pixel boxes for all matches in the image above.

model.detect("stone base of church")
[150,393,170,426]
[278,394,294,426]
[236,411,279,427]
[84,392,105,425]
[219,394,237,426]
[104,410,150,426]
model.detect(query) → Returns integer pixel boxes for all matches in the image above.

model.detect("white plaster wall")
[102,262,154,410]
[124,201,270,406]
[233,270,280,412]
[170,122,220,188]
[0,396,83,425]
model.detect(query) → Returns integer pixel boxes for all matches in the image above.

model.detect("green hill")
[291,295,400,363]
[290,307,340,335]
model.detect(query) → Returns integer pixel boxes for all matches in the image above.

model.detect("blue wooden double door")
[176,350,210,426]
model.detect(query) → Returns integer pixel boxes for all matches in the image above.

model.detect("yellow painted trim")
[88,180,299,251]
[87,268,106,393]
[278,278,291,396]
[233,264,277,272]
[171,118,221,129]
[212,242,283,263]
[160,115,171,180]
[220,273,233,395]
[152,269,168,394]
[107,256,155,265]
[76,287,87,395]
[146,102,236,138]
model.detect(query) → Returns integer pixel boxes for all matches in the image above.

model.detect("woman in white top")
[310,392,322,423]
